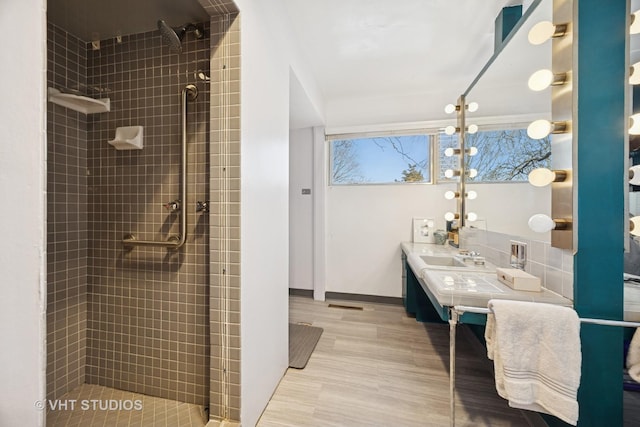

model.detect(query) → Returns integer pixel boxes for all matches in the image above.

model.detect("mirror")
[461,0,552,241]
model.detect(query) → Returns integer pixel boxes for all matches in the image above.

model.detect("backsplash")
[460,227,574,300]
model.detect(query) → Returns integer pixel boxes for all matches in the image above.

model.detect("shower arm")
[122,84,198,249]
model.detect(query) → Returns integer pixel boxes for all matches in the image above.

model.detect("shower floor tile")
[46,384,207,427]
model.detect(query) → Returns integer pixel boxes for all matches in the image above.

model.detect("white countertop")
[402,242,572,310]
[625,282,640,322]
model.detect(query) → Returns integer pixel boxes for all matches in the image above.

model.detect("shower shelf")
[48,87,110,114]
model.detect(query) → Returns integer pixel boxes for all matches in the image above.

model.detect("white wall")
[289,128,314,290]
[235,0,325,425]
[325,182,549,297]
[0,0,47,425]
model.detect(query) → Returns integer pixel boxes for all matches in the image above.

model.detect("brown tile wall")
[208,12,241,422]
[84,24,211,406]
[46,22,89,401]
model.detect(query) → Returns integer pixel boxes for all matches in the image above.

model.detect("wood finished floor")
[258,295,531,427]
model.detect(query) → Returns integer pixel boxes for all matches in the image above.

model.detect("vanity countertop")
[401,242,572,311]
[625,282,640,322]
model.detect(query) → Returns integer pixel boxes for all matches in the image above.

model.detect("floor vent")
[328,303,364,310]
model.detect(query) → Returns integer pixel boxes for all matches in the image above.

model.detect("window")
[438,127,551,182]
[329,134,432,185]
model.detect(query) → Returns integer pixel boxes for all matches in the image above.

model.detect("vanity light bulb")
[528,214,556,233]
[444,212,458,222]
[631,11,640,35]
[467,147,478,156]
[630,114,640,135]
[527,119,552,139]
[444,169,459,179]
[467,102,479,113]
[632,216,640,237]
[631,62,640,85]
[444,104,457,114]
[630,165,640,185]
[528,69,554,91]
[467,124,478,134]
[468,168,478,178]
[466,190,478,200]
[444,125,457,135]
[444,147,458,157]
[528,168,556,187]
[444,191,458,200]
[466,212,478,222]
[528,21,556,45]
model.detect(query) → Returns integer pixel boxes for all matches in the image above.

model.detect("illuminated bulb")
[468,147,478,156]
[444,191,458,200]
[631,62,640,85]
[527,69,567,91]
[444,147,459,157]
[444,104,458,114]
[528,21,567,45]
[632,216,640,237]
[445,125,457,135]
[527,120,567,139]
[444,212,458,222]
[632,11,640,35]
[466,212,478,222]
[630,165,640,185]
[467,124,478,134]
[528,168,567,187]
[631,114,640,135]
[444,169,460,179]
[528,214,556,233]
[468,168,478,178]
[466,191,478,200]
[467,102,479,113]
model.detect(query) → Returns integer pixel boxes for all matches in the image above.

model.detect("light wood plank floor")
[258,295,531,427]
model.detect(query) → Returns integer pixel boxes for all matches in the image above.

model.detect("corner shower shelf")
[47,87,110,114]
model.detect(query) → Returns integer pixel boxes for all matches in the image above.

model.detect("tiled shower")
[46,0,241,423]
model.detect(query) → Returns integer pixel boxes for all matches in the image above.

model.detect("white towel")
[626,328,640,382]
[485,299,581,425]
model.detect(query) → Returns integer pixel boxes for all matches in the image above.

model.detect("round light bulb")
[468,168,478,178]
[632,11,640,35]
[631,62,640,85]
[467,102,479,113]
[631,165,640,185]
[527,119,552,139]
[468,147,478,156]
[528,214,556,233]
[528,21,556,45]
[466,212,478,222]
[632,216,640,237]
[528,69,554,91]
[444,169,457,179]
[631,114,640,135]
[444,191,457,200]
[467,124,478,134]
[466,190,477,200]
[528,168,556,187]
[444,212,457,222]
[444,147,456,157]
[444,104,457,114]
[444,125,457,135]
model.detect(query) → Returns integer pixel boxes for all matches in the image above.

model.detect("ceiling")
[47,0,211,42]
[282,0,529,129]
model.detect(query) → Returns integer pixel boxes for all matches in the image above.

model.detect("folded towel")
[485,299,581,425]
[626,328,640,382]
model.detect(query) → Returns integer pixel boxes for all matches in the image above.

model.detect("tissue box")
[496,268,541,292]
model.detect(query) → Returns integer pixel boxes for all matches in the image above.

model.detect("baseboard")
[289,288,313,297]
[324,291,402,305]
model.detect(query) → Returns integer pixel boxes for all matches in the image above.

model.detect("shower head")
[157,20,205,54]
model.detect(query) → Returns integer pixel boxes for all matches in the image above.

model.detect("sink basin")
[418,254,496,272]
[420,255,467,267]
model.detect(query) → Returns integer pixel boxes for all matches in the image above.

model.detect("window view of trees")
[330,135,431,185]
[465,129,551,182]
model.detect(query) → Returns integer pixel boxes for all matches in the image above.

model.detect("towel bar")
[447,303,640,427]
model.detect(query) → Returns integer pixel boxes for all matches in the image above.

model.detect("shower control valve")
[196,200,210,213]
[164,200,181,213]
